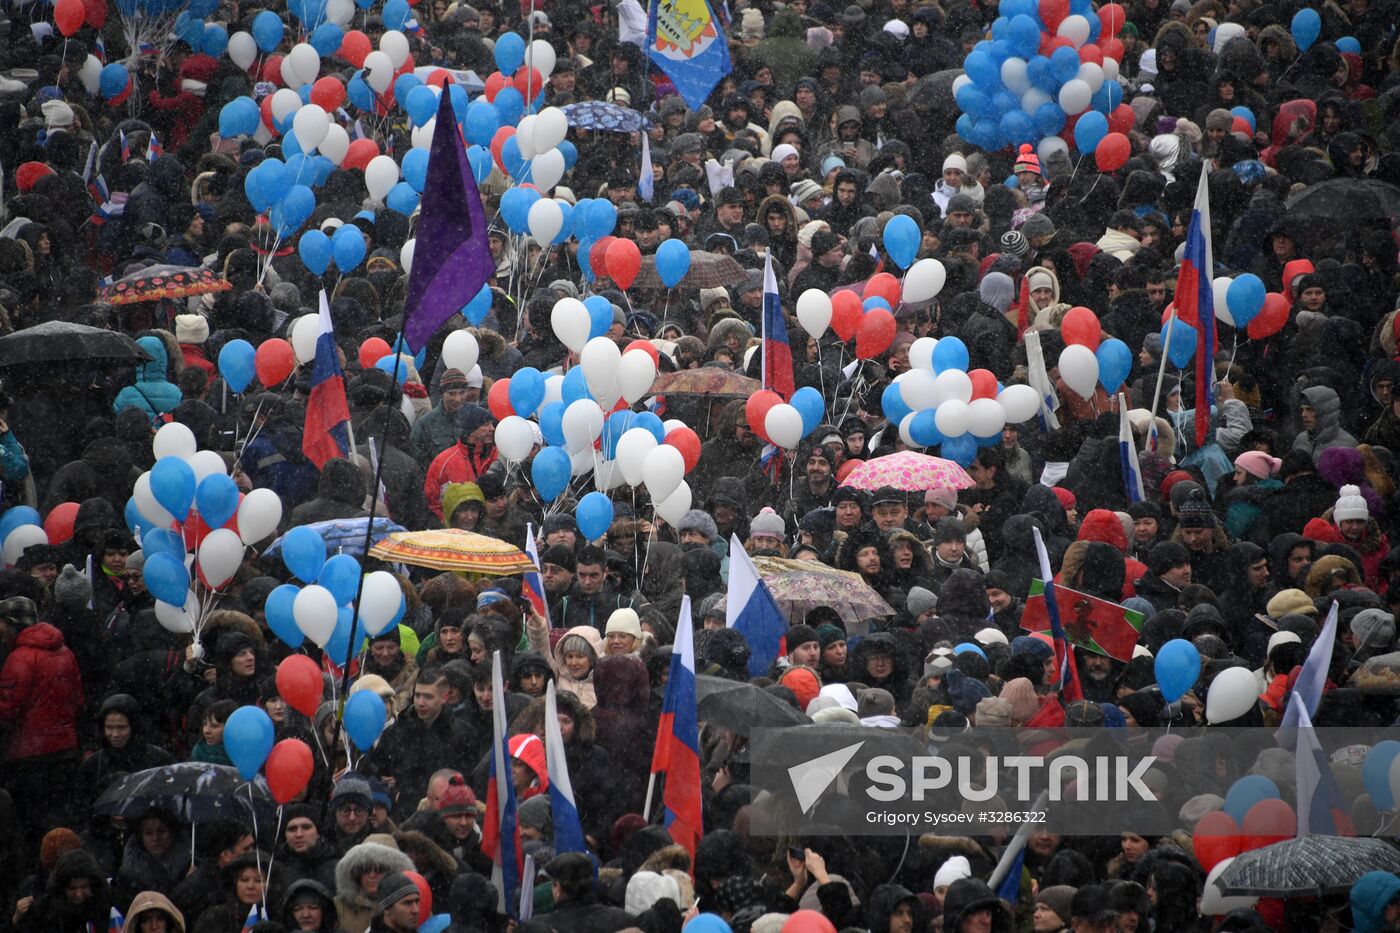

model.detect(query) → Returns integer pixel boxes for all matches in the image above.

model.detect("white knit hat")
[175,314,209,345]
[942,152,968,174]
[975,627,1009,647]
[625,871,680,915]
[1334,484,1369,523]
[771,143,799,165]
[933,855,971,891]
[751,507,785,538]
[1267,630,1302,656]
[604,608,642,639]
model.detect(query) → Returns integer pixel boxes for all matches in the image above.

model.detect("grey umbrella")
[0,321,150,367]
[696,675,810,735]
[1215,835,1400,896]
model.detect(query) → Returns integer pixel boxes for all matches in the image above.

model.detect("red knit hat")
[436,777,480,815]
[15,161,53,193]
[1051,485,1077,512]
[1013,143,1041,176]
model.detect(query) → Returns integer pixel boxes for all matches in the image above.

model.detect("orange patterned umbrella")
[100,264,232,306]
[368,529,536,574]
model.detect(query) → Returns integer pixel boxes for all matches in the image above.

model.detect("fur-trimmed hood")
[334,841,414,901]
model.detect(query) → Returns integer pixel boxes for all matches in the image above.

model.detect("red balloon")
[512,66,543,97]
[1098,2,1125,35]
[255,338,296,387]
[830,291,863,341]
[746,390,783,443]
[44,502,79,545]
[265,738,315,804]
[261,55,284,85]
[403,871,432,925]
[55,0,84,36]
[605,238,642,290]
[343,138,379,170]
[487,378,514,420]
[490,126,516,172]
[276,655,323,718]
[259,95,277,133]
[1241,799,1296,851]
[426,68,451,88]
[1192,810,1243,872]
[1061,306,1102,349]
[1100,36,1125,62]
[855,308,896,359]
[589,237,616,277]
[664,426,701,473]
[1107,103,1135,135]
[1039,0,1069,33]
[1232,116,1253,135]
[177,506,240,551]
[835,459,860,484]
[625,339,660,365]
[781,910,838,933]
[1039,33,1074,55]
[1078,43,1104,65]
[865,272,901,309]
[359,337,392,369]
[968,369,998,400]
[339,29,371,67]
[81,0,106,29]
[310,76,346,111]
[1247,293,1289,340]
[483,70,507,101]
[1095,133,1131,172]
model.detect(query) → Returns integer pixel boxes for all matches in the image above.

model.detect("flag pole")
[1148,310,1176,423]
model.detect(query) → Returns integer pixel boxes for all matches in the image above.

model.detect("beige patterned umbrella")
[751,556,894,625]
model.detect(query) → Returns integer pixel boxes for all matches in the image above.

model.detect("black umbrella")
[696,675,810,735]
[0,321,150,368]
[1284,179,1400,226]
[1215,835,1400,896]
[93,763,275,824]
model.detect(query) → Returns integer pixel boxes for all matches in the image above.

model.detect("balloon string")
[247,782,266,914]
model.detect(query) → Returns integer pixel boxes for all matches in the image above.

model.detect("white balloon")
[79,55,103,95]
[899,369,938,410]
[618,350,658,404]
[359,570,402,636]
[280,54,303,90]
[288,43,321,86]
[580,337,622,401]
[400,239,415,276]
[642,444,685,500]
[271,88,302,124]
[379,30,409,68]
[551,299,590,353]
[570,447,595,477]
[764,403,804,448]
[227,33,257,71]
[290,314,318,363]
[153,422,197,461]
[531,148,565,192]
[527,39,557,78]
[615,428,658,487]
[187,450,227,483]
[253,123,274,146]
[293,584,338,647]
[327,0,354,25]
[595,459,624,492]
[516,115,539,159]
[968,398,1007,438]
[997,384,1040,423]
[442,330,479,374]
[1102,57,1120,83]
[562,399,604,452]
[1206,666,1260,723]
[903,258,947,304]
[1001,56,1030,95]
[1038,135,1069,162]
[533,106,568,152]
[1077,61,1105,93]
[320,123,349,166]
[154,591,198,634]
[898,412,919,448]
[932,369,973,405]
[656,480,692,526]
[363,51,394,93]
[1200,859,1259,916]
[1057,14,1091,46]
[1058,344,1100,398]
[238,488,283,545]
[365,155,399,203]
[951,74,971,94]
[1020,87,1051,112]
[528,197,563,247]
[494,415,536,461]
[1058,78,1092,115]
[909,337,938,372]
[198,528,245,588]
[543,374,564,408]
[133,472,175,528]
[292,104,330,154]
[796,289,832,337]
[411,118,434,150]
[1213,277,1236,326]
[2,524,45,567]
[934,399,970,438]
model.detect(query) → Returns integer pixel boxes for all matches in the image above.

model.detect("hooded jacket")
[591,655,653,815]
[529,618,603,708]
[1351,871,1400,933]
[113,336,182,423]
[0,621,83,760]
[278,879,336,933]
[941,878,1012,933]
[1293,386,1359,464]
[754,9,818,94]
[77,694,174,807]
[122,890,185,933]
[18,850,111,933]
[334,841,414,933]
[287,456,370,527]
[42,437,137,516]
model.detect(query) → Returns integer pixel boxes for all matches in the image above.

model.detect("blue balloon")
[1074,110,1109,152]
[941,433,977,466]
[1291,7,1320,51]
[318,553,361,606]
[143,552,190,605]
[100,62,129,100]
[562,367,591,406]
[195,474,239,530]
[910,409,944,447]
[602,410,632,458]
[217,339,256,393]
[551,203,575,245]
[632,412,665,444]
[420,915,451,933]
[448,84,468,125]
[0,507,39,545]
[406,85,438,127]
[310,22,343,55]
[1154,638,1200,703]
[584,295,613,340]
[500,135,527,179]
[141,528,186,561]
[576,492,615,541]
[324,605,363,664]
[500,186,539,233]
[863,296,891,313]
[259,159,292,203]
[464,99,499,146]
[225,706,274,780]
[1028,56,1058,92]
[347,73,374,111]
[1034,101,1066,136]
[493,87,525,127]
[281,128,303,158]
[466,145,491,185]
[790,387,824,436]
[539,401,566,447]
[281,525,327,583]
[1364,741,1400,811]
[382,0,409,29]
[463,283,492,325]
[1050,45,1081,83]
[956,85,992,119]
[297,229,331,276]
[1223,775,1281,824]
[402,147,429,193]
[374,354,410,385]
[150,457,195,520]
[964,50,999,87]
[510,367,546,417]
[494,31,526,72]
[1230,106,1255,132]
[582,200,616,239]
[559,140,578,169]
[1337,35,1361,54]
[252,9,284,51]
[271,185,316,237]
[577,237,595,281]
[265,583,303,648]
[393,73,422,108]
[991,90,1020,116]
[655,239,691,288]
[188,0,217,15]
[882,215,920,270]
[344,690,386,751]
[1162,319,1197,369]
[1095,338,1132,393]
[881,382,913,428]
[1226,274,1266,328]
[218,97,258,138]
[1091,80,1123,113]
[531,446,572,500]
[386,182,419,216]
[1009,14,1041,56]
[125,499,156,541]
[202,23,228,56]
[932,336,970,373]
[332,225,367,272]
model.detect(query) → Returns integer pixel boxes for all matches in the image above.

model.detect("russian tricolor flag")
[762,252,794,400]
[147,132,163,162]
[1118,394,1144,504]
[302,291,352,469]
[1279,602,1337,733]
[726,535,787,677]
[240,904,263,932]
[119,129,130,163]
[1032,526,1082,702]
[1174,165,1217,448]
[1290,695,1354,835]
[482,650,522,914]
[650,595,702,860]
[523,524,551,627]
[544,681,587,854]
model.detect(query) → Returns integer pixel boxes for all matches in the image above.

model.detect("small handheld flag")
[302,291,352,469]
[522,524,551,627]
[726,536,786,677]
[762,252,794,400]
[1119,394,1144,504]
[482,650,522,914]
[1031,525,1082,701]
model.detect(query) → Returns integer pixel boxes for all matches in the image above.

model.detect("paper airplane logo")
[788,742,864,814]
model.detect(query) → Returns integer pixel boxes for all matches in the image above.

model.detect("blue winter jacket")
[113,336,182,423]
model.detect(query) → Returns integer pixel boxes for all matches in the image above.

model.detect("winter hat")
[124,550,146,577]
[934,516,967,544]
[1334,485,1369,523]
[1035,886,1077,925]
[999,230,1031,258]
[943,668,991,714]
[750,507,785,539]
[39,828,81,872]
[780,667,821,710]
[811,229,841,256]
[1235,451,1281,480]
[740,7,764,39]
[332,773,374,812]
[627,871,682,915]
[53,564,92,610]
[1206,108,1235,132]
[1178,794,1225,828]
[1000,677,1039,722]
[1027,269,1055,293]
[377,871,419,911]
[974,696,1013,726]
[790,179,824,204]
[41,99,74,131]
[1266,630,1302,656]
[1011,635,1053,661]
[1267,588,1317,618]
[678,509,719,542]
[1021,213,1056,239]
[174,314,210,345]
[907,586,938,616]
[1351,609,1396,649]
[771,143,799,165]
[979,272,1015,314]
[605,608,642,640]
[943,153,968,174]
[786,624,820,652]
[933,855,972,890]
[1176,489,1217,529]
[15,161,53,193]
[815,624,845,648]
[1013,144,1041,176]
[946,192,977,216]
[437,777,480,815]
[975,627,1009,647]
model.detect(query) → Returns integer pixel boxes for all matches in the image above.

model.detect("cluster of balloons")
[745,386,830,451]
[1155,273,1287,369]
[127,423,284,636]
[953,0,1132,160]
[1192,778,1298,915]
[217,335,298,394]
[0,506,49,568]
[1057,305,1132,395]
[1363,740,1400,812]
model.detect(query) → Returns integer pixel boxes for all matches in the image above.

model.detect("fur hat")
[1334,484,1369,523]
[677,509,718,542]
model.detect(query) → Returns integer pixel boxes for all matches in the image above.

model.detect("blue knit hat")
[1010,635,1053,661]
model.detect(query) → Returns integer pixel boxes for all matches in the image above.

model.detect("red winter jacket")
[0,623,84,760]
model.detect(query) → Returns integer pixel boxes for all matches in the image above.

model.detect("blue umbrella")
[562,101,651,132]
[263,517,407,559]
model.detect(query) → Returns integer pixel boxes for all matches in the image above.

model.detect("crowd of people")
[3,0,1400,929]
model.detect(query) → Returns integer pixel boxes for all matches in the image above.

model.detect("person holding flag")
[647,596,702,860]
[481,650,523,915]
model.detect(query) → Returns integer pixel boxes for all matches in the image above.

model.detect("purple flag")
[401,84,493,353]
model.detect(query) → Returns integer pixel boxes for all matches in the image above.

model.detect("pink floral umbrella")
[839,451,974,492]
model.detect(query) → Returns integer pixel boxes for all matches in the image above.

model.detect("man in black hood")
[288,456,369,525]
